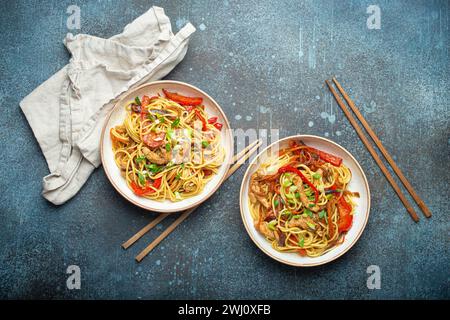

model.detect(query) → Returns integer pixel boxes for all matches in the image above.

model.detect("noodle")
[110,92,225,201]
[248,141,357,257]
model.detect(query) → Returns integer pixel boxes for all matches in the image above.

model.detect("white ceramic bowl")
[240,135,370,267]
[101,80,233,213]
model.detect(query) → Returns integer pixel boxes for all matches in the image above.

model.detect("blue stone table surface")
[0,0,448,299]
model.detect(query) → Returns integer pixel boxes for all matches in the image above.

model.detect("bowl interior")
[101,81,233,213]
[240,135,370,266]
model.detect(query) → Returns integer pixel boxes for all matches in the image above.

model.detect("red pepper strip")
[130,178,162,196]
[213,122,223,131]
[195,109,208,131]
[278,165,319,203]
[337,197,353,232]
[208,116,218,124]
[307,147,342,167]
[162,89,203,106]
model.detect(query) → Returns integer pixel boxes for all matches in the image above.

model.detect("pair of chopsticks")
[122,139,262,262]
[326,77,432,222]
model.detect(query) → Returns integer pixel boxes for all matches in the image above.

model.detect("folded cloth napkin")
[20,6,195,205]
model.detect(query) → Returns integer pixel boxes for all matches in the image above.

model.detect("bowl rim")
[100,80,233,213]
[239,134,371,267]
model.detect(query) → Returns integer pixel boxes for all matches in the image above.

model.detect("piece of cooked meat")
[142,147,171,165]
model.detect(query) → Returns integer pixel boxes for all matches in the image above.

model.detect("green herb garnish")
[135,96,141,105]
[145,163,162,174]
[306,221,316,230]
[304,208,313,217]
[171,117,180,128]
[298,237,304,247]
[201,140,210,148]
[318,210,327,219]
[136,155,146,163]
[268,220,277,231]
[137,171,146,185]
[312,173,321,180]
[165,143,171,152]
[292,215,301,219]
[274,199,279,207]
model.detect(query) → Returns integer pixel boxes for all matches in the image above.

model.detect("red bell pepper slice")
[208,116,218,124]
[278,165,319,203]
[307,147,343,167]
[195,109,208,131]
[213,122,223,131]
[162,89,203,106]
[130,177,162,196]
[337,197,353,232]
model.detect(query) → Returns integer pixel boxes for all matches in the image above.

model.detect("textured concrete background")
[0,0,449,299]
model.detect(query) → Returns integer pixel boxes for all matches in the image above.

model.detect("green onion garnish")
[135,96,141,105]
[318,210,327,219]
[137,171,146,185]
[268,220,277,231]
[136,155,146,163]
[171,117,180,128]
[304,208,313,217]
[145,163,162,174]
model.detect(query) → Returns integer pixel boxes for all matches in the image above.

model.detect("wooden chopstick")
[121,139,261,250]
[332,78,431,219]
[135,139,262,262]
[325,80,420,222]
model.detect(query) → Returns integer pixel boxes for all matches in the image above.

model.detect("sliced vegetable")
[307,147,343,167]
[165,143,171,152]
[306,221,316,230]
[304,208,313,217]
[337,197,353,232]
[318,210,327,219]
[201,140,210,148]
[135,155,146,163]
[130,177,162,196]
[145,163,162,174]
[208,116,218,124]
[135,96,141,105]
[268,220,277,231]
[298,237,305,247]
[171,117,180,128]
[137,171,146,185]
[213,122,223,131]
[312,173,321,180]
[162,89,203,106]
[338,214,353,232]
